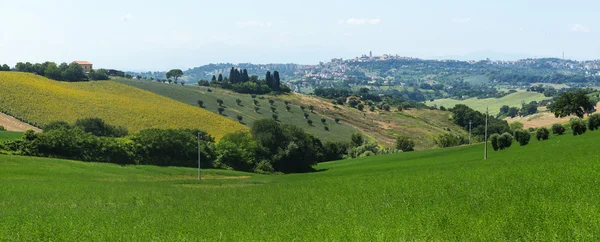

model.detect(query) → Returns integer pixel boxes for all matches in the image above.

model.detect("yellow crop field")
[0,72,247,140]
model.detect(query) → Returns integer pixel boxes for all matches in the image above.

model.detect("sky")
[1,0,599,71]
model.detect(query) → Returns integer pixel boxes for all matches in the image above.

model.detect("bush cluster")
[535,127,549,141]
[514,129,531,146]
[551,124,566,135]
[435,133,468,148]
[490,132,513,151]
[570,118,587,136]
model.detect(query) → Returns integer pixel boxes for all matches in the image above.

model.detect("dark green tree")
[550,90,596,118]
[166,69,183,82]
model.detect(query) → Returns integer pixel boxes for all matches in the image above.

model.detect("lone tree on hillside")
[551,123,566,135]
[217,99,224,106]
[269,99,275,106]
[304,113,309,119]
[321,118,326,124]
[335,118,340,124]
[396,136,415,152]
[236,99,242,106]
[309,105,315,112]
[270,107,277,113]
[166,69,183,82]
[253,99,259,106]
[307,119,313,126]
[286,106,291,112]
[236,115,243,123]
[218,107,225,115]
[549,90,597,118]
[197,100,203,108]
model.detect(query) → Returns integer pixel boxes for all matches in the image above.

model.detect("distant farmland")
[428,91,551,115]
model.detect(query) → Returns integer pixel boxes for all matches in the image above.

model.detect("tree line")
[0,117,416,174]
[1,62,111,82]
[199,68,290,94]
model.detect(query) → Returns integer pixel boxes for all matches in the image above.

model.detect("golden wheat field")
[0,72,247,140]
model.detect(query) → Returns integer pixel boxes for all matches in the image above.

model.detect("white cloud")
[121,13,133,22]
[572,24,591,33]
[338,18,381,25]
[236,21,273,28]
[451,17,471,24]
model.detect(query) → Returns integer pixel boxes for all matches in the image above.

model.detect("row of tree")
[1,61,110,82]
[202,68,289,94]
[498,101,539,118]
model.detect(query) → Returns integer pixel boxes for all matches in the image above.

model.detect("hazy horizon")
[2,0,599,71]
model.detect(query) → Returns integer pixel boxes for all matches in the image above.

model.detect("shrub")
[509,122,524,131]
[0,125,5,131]
[551,123,566,135]
[236,115,243,123]
[218,107,225,115]
[286,106,291,112]
[514,129,531,146]
[322,141,349,161]
[499,133,513,149]
[307,120,313,126]
[268,99,275,106]
[270,107,276,113]
[369,106,375,112]
[588,113,600,131]
[197,100,203,108]
[272,114,278,121]
[357,104,364,111]
[396,136,415,152]
[304,113,309,119]
[300,106,306,111]
[214,132,258,172]
[324,125,329,131]
[42,121,72,131]
[490,134,500,151]
[236,99,242,106]
[570,118,587,136]
[309,105,315,112]
[284,101,290,105]
[207,88,212,92]
[74,118,128,137]
[335,118,340,124]
[251,94,257,98]
[528,127,537,132]
[253,99,259,106]
[217,99,224,106]
[254,107,260,113]
[536,127,550,141]
[321,118,326,124]
[435,133,468,148]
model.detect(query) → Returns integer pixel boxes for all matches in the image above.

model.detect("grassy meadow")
[2,128,599,240]
[428,91,551,115]
[116,79,358,143]
[0,131,22,142]
[0,72,246,140]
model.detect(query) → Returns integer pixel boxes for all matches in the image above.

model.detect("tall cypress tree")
[218,74,223,83]
[242,69,249,83]
[229,67,236,84]
[273,71,281,91]
[211,75,217,82]
[266,71,273,90]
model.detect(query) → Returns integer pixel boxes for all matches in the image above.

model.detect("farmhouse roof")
[73,61,92,65]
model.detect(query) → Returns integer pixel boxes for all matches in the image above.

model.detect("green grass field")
[116,79,358,143]
[428,91,551,115]
[2,129,599,240]
[0,131,22,142]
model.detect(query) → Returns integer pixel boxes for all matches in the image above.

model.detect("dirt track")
[0,112,41,132]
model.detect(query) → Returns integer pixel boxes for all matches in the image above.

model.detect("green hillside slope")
[2,129,599,240]
[428,91,551,115]
[0,72,246,140]
[116,79,357,143]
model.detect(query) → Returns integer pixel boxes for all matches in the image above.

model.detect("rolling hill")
[1,125,599,240]
[116,79,358,143]
[0,72,246,140]
[117,79,469,149]
[427,91,551,115]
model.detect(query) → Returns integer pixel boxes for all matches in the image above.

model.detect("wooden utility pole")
[484,106,488,160]
[469,121,472,145]
[197,132,201,180]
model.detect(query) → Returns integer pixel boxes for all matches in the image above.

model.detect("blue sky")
[1,0,599,71]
